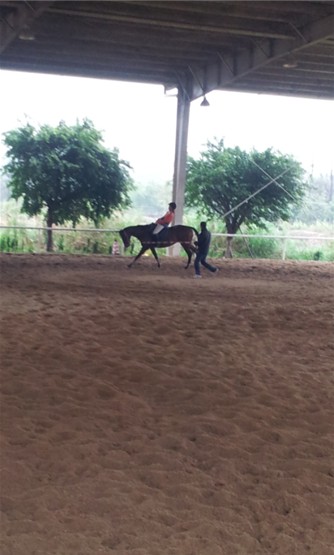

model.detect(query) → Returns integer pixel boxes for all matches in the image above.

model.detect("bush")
[245,234,281,259]
[208,231,281,259]
[284,240,334,262]
[0,228,39,253]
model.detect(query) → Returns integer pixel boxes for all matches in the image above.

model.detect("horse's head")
[119,228,131,249]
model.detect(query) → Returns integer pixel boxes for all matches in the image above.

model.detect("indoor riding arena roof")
[1,1,334,100]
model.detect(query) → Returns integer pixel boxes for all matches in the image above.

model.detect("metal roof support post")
[169,86,190,256]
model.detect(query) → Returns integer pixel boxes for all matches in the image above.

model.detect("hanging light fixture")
[282,58,298,69]
[200,95,210,107]
[19,26,35,41]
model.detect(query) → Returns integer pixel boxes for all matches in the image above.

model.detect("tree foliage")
[293,172,334,224]
[185,140,306,256]
[3,120,133,250]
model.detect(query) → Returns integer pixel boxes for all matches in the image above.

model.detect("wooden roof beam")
[189,11,334,99]
[47,5,295,41]
[0,1,53,53]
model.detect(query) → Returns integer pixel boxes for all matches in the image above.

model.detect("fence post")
[282,238,287,260]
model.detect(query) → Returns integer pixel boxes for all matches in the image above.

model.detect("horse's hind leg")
[150,247,160,268]
[128,246,148,268]
[181,244,192,269]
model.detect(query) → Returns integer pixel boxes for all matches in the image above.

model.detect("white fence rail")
[0,225,333,260]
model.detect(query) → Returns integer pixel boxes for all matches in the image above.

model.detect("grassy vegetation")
[1,199,333,261]
[184,216,334,262]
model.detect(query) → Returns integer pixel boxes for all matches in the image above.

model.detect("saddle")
[151,225,168,243]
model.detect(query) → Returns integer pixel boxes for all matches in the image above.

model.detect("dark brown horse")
[119,224,198,268]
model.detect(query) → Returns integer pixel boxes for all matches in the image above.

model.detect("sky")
[0,69,333,187]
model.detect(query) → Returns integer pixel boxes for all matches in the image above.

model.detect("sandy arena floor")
[0,253,333,555]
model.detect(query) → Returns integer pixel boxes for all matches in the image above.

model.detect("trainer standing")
[194,221,218,279]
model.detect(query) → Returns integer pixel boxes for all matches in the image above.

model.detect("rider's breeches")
[153,224,164,234]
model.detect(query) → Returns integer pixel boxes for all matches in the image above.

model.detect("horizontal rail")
[0,225,333,241]
[0,225,119,233]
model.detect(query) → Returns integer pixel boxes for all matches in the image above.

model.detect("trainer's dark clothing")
[197,228,211,256]
[194,227,217,275]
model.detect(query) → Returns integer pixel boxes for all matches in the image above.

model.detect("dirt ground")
[0,253,333,555]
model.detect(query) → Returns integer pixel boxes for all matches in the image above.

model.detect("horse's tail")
[191,227,199,240]
[118,228,124,243]
[119,228,128,248]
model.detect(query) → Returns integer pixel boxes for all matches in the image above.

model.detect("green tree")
[293,172,334,224]
[3,120,133,251]
[186,140,306,257]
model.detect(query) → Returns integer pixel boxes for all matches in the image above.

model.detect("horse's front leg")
[128,246,148,268]
[150,247,160,268]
